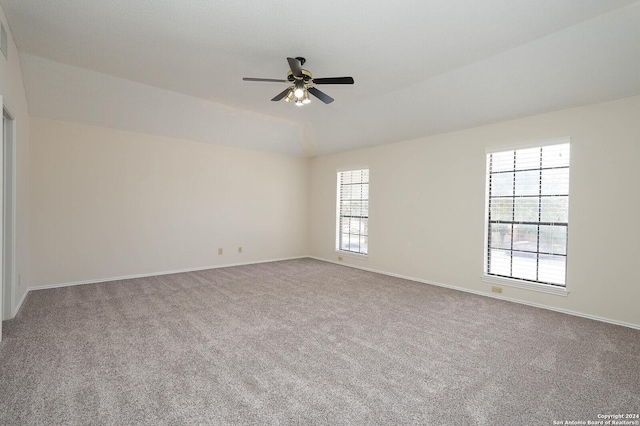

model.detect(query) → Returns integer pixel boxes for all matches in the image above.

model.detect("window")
[485,141,570,287]
[336,169,369,255]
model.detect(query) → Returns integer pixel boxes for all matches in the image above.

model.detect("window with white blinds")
[336,169,369,255]
[485,142,570,287]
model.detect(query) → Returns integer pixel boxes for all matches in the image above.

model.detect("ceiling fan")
[243,57,354,106]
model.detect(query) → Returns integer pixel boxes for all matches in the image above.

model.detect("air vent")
[0,22,7,60]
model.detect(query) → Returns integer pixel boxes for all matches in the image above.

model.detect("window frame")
[335,168,369,258]
[482,137,570,296]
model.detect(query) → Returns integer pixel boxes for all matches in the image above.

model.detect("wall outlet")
[338,256,343,261]
[218,248,223,255]
[238,247,242,254]
[491,286,503,294]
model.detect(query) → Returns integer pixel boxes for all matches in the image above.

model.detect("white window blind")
[486,143,570,287]
[336,169,369,255]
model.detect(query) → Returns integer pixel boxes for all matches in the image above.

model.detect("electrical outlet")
[338,256,343,261]
[491,286,503,294]
[218,248,223,255]
[238,247,242,254]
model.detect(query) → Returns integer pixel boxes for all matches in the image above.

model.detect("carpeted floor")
[0,258,638,425]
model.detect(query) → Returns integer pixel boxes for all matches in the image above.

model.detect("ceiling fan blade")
[271,88,291,102]
[287,57,303,78]
[312,77,354,85]
[308,87,334,104]
[243,77,287,83]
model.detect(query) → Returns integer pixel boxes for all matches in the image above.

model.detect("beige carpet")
[1,258,638,425]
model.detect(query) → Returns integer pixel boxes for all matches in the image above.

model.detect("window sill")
[335,250,369,260]
[481,275,569,296]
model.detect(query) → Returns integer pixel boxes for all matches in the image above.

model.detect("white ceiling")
[2,0,640,157]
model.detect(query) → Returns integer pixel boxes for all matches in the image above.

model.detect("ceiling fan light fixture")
[284,88,295,102]
[293,81,305,99]
[302,90,311,104]
[295,99,304,106]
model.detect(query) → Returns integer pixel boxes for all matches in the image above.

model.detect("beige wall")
[0,5,30,317]
[29,118,309,286]
[310,95,640,328]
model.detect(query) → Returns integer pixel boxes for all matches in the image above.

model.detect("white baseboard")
[13,256,308,316]
[12,288,29,318]
[309,256,640,331]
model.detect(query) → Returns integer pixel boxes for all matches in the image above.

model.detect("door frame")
[0,95,4,341]
[3,103,15,323]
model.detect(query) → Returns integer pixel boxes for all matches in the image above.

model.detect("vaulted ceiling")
[2,0,640,157]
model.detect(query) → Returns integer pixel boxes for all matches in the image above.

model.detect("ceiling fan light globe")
[302,98,311,104]
[285,89,295,102]
[294,88,304,98]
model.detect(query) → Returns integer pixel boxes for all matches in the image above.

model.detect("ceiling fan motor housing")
[287,69,313,83]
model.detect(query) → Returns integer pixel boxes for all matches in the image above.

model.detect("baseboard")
[12,288,29,318]
[309,256,640,331]
[15,256,309,316]
[31,256,309,291]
